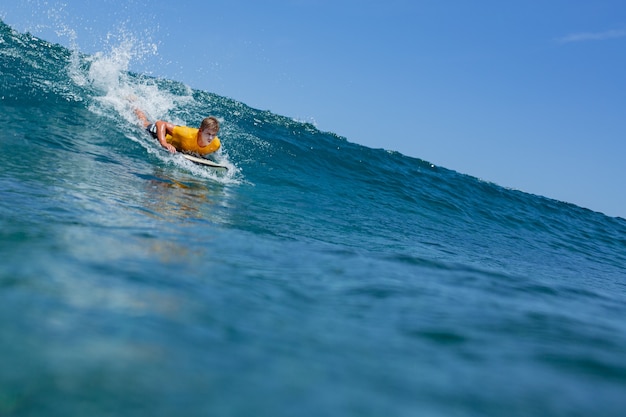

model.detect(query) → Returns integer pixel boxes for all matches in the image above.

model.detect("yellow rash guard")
[166,125,221,155]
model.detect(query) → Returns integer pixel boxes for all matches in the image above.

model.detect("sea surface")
[1,20,626,417]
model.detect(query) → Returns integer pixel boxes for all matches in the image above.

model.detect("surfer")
[134,108,221,155]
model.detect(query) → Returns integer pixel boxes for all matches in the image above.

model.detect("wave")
[3,18,626,417]
[2,17,625,270]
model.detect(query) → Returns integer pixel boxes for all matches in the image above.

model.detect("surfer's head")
[200,116,220,136]
[198,116,220,146]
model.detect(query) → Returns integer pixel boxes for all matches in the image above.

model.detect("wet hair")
[200,116,220,133]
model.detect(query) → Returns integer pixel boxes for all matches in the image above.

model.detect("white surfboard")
[181,154,228,170]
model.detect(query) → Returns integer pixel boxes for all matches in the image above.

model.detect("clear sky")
[2,0,625,218]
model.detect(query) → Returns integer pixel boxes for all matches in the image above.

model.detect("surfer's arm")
[155,120,177,153]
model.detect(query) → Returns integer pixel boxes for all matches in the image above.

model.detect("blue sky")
[2,0,625,218]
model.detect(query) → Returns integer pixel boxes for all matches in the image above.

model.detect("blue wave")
[2,19,626,417]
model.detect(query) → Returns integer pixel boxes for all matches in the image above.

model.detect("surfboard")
[181,154,228,170]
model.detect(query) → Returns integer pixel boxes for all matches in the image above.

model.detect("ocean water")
[1,19,626,417]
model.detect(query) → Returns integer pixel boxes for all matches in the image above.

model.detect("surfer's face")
[200,128,217,143]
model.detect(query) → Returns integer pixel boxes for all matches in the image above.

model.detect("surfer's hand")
[166,144,176,153]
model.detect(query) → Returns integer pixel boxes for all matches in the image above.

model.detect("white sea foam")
[3,0,240,183]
